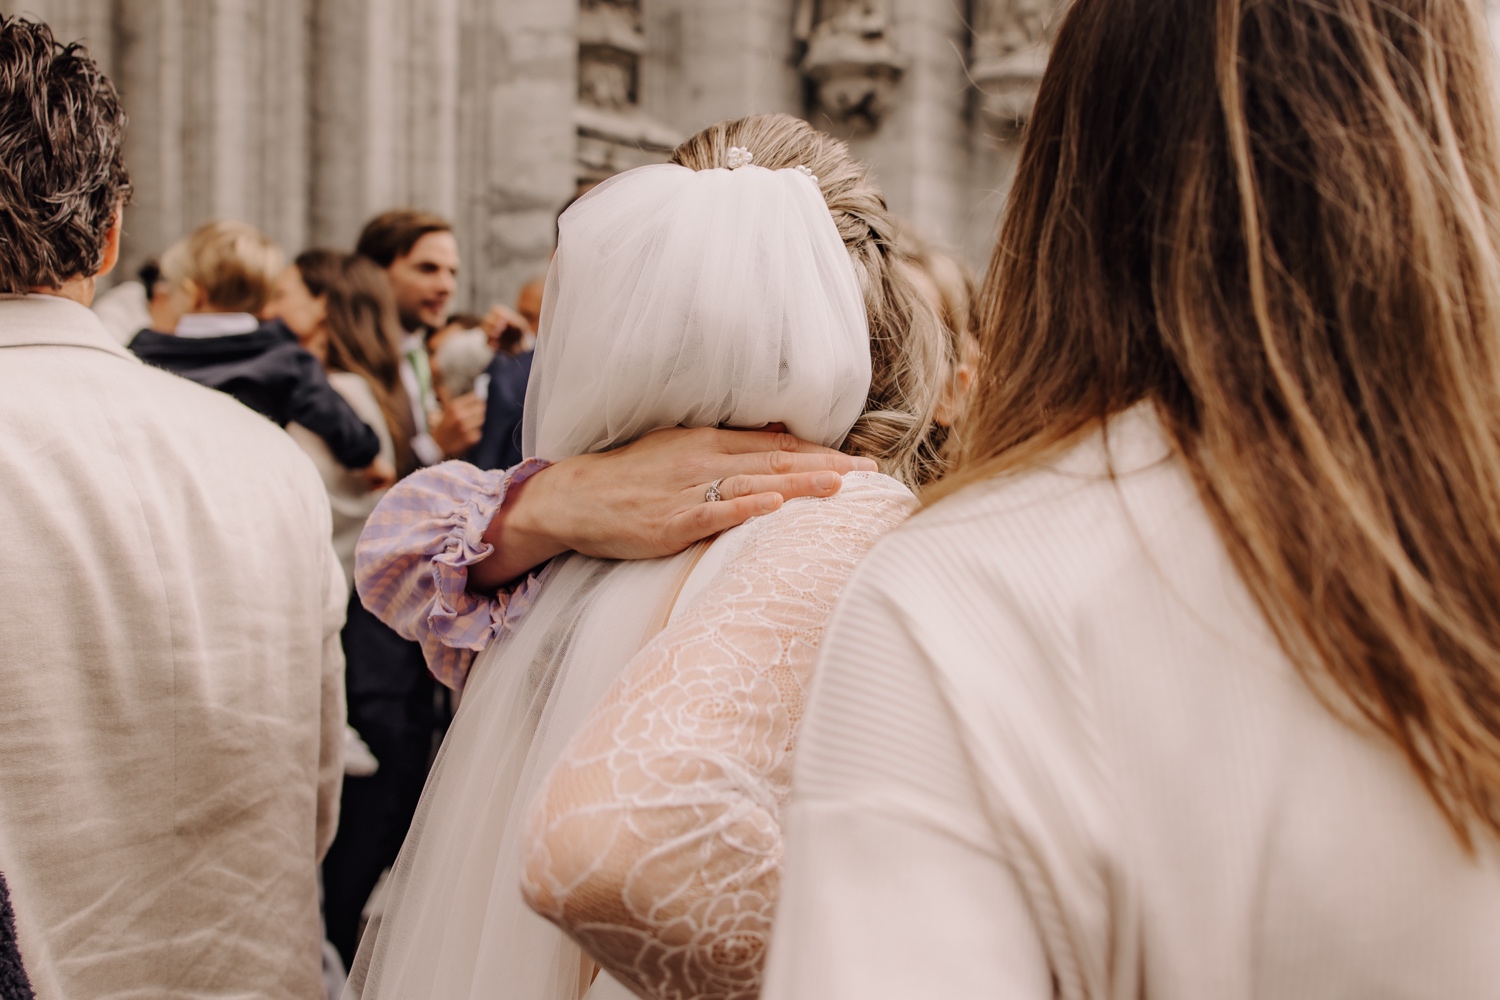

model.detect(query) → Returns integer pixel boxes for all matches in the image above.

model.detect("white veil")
[525,162,871,457]
[348,162,870,1000]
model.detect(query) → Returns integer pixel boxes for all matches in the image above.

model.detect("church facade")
[22,0,1500,310]
[22,0,1052,309]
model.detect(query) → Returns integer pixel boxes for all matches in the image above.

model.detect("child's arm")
[285,347,382,469]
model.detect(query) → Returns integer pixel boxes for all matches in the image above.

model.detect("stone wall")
[20,0,578,309]
[17,0,1066,308]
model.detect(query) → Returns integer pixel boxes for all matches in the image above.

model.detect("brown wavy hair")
[0,15,130,293]
[296,250,420,478]
[355,209,452,269]
[940,0,1500,846]
[672,114,951,488]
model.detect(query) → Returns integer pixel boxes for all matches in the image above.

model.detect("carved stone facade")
[26,0,1080,307]
[576,0,679,182]
[971,0,1051,124]
[794,0,905,134]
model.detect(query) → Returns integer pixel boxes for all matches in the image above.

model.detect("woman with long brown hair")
[268,249,411,583]
[266,250,431,963]
[765,1,1500,997]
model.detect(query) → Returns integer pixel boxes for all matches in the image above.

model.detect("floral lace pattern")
[521,474,915,1000]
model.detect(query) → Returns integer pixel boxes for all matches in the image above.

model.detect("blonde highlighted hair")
[160,220,283,315]
[945,0,1500,845]
[672,114,951,488]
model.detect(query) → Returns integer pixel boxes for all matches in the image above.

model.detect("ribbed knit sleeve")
[766,406,1500,1000]
[761,546,1053,1000]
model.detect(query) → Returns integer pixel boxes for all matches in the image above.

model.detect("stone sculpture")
[794,0,905,134]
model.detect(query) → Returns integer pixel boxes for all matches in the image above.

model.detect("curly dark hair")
[0,16,131,293]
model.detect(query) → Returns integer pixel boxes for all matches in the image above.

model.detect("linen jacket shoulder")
[0,295,346,1000]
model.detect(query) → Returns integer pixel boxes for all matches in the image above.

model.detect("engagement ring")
[705,478,725,502]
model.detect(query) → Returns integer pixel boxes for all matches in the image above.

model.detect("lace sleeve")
[353,457,550,691]
[521,474,915,1000]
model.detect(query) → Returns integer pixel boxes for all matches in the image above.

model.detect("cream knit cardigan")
[766,404,1500,1000]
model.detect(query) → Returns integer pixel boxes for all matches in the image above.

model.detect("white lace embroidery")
[521,475,915,1000]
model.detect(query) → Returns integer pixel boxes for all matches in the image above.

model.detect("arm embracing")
[521,479,914,1000]
[353,458,550,690]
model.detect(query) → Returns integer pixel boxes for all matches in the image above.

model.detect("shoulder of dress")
[781,470,918,513]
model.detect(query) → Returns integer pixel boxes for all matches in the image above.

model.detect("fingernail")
[758,494,781,511]
[855,458,877,471]
[815,472,841,490]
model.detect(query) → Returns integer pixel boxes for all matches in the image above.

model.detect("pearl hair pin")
[722,147,817,185]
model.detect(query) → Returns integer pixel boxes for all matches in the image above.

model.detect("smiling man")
[354,210,483,464]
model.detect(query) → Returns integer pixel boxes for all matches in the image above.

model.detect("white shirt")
[765,404,1500,1000]
[173,310,260,337]
[0,295,346,1000]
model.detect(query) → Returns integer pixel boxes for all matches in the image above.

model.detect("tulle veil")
[346,160,869,999]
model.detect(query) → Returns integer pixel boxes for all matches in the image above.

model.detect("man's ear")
[96,205,123,278]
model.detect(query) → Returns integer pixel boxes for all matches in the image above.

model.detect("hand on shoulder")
[469,425,878,588]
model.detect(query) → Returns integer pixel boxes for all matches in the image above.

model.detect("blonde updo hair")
[671,113,951,488]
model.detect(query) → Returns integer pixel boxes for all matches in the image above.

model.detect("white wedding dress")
[348,158,899,1000]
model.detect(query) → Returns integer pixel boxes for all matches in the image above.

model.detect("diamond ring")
[704,478,725,503]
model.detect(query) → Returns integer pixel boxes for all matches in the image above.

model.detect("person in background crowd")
[95,258,180,337]
[355,210,484,463]
[266,250,417,589]
[129,220,389,485]
[898,228,976,436]
[468,329,532,471]
[138,257,180,333]
[468,239,556,473]
[764,0,1500,996]
[431,325,494,405]
[0,16,345,998]
[426,310,484,361]
[483,302,530,354]
[90,258,150,344]
[264,248,433,966]
[128,220,387,485]
[513,275,544,345]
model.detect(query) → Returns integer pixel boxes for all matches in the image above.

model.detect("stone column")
[964,0,1054,266]
[309,0,462,248]
[640,0,801,136]
[833,0,971,253]
[18,0,117,76]
[576,0,679,185]
[455,0,579,308]
[110,0,309,281]
[309,0,574,310]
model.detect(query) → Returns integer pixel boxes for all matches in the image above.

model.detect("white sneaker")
[342,725,379,777]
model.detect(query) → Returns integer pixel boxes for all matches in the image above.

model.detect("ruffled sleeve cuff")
[355,458,550,691]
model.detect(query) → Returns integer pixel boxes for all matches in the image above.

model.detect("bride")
[347,113,953,1000]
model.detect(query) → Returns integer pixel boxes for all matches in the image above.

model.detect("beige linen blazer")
[0,295,346,999]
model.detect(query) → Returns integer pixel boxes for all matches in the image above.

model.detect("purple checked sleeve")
[354,458,551,691]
